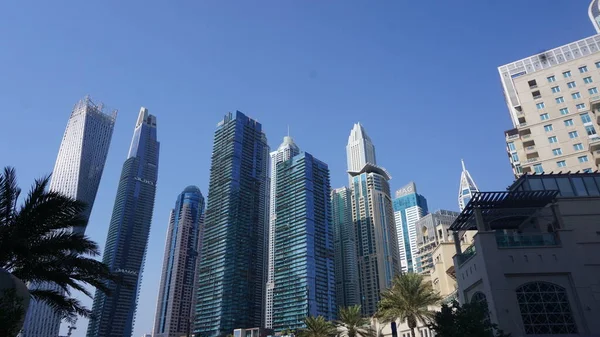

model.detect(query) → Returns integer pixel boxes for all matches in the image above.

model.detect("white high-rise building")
[590,0,600,33]
[21,96,116,337]
[457,159,478,211]
[265,135,300,329]
[392,182,428,273]
[346,122,376,173]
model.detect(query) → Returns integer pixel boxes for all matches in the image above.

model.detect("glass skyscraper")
[393,182,428,273]
[87,107,159,337]
[331,187,360,308]
[272,151,335,332]
[21,96,116,337]
[153,186,205,337]
[346,123,400,316]
[194,111,269,337]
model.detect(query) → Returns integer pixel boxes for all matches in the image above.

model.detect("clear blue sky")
[0,1,595,336]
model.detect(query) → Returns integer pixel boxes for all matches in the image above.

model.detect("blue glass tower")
[392,182,428,274]
[87,107,159,337]
[272,152,335,332]
[194,111,269,337]
[153,186,205,337]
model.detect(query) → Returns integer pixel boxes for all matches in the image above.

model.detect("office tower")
[272,152,335,332]
[458,160,479,211]
[87,107,159,337]
[590,0,600,33]
[194,111,269,337]
[393,182,428,274]
[331,187,360,308]
[153,186,205,337]
[346,123,400,316]
[500,34,600,176]
[265,136,300,329]
[21,96,116,337]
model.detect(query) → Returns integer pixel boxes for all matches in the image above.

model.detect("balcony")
[521,133,532,139]
[592,149,600,165]
[519,122,528,127]
[525,145,537,154]
[441,290,458,304]
[456,244,476,266]
[590,137,600,152]
[495,232,559,248]
[590,94,600,112]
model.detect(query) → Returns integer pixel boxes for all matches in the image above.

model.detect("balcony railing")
[456,244,476,265]
[526,157,539,163]
[496,232,559,248]
[506,134,519,140]
[522,134,531,139]
[442,290,458,304]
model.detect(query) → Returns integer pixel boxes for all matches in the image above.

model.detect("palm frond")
[29,288,90,321]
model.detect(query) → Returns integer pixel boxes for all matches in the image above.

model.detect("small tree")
[335,305,375,337]
[297,316,337,337]
[428,301,510,337]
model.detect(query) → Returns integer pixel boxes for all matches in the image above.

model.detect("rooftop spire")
[458,159,478,211]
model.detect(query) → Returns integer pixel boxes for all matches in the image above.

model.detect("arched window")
[516,282,578,334]
[470,291,490,322]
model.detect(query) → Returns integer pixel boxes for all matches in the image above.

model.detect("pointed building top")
[458,160,478,211]
[461,159,466,172]
[277,135,300,152]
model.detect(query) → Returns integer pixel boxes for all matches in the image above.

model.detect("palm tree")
[336,305,376,337]
[375,273,442,337]
[0,167,119,324]
[296,315,337,337]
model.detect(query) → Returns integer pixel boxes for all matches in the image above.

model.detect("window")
[574,143,584,150]
[548,136,558,143]
[516,282,577,334]
[528,79,537,88]
[544,124,553,132]
[532,90,541,99]
[584,168,593,173]
[540,113,549,120]
[564,119,574,126]
[557,160,567,167]
[579,155,589,163]
[579,66,588,73]
[508,142,516,151]
[512,153,519,162]
[589,87,598,95]
[555,96,564,103]
[470,292,490,323]
[533,164,544,174]
[581,113,592,123]
[550,86,560,93]
[552,148,562,155]
[577,103,586,110]
[569,131,579,138]
[560,107,569,115]
[572,92,581,99]
[547,75,556,82]
[596,61,600,68]
[563,71,572,78]
[585,125,597,136]
[536,102,545,109]
[584,76,593,84]
[567,81,576,88]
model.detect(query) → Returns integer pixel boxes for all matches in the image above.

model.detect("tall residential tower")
[265,136,300,329]
[153,186,205,337]
[346,123,400,316]
[21,96,116,337]
[87,107,159,337]
[272,151,335,332]
[194,111,269,337]
[393,182,428,273]
[458,160,478,211]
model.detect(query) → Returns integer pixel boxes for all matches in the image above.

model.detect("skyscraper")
[346,123,400,316]
[393,182,428,273]
[457,160,478,211]
[265,136,300,329]
[272,151,335,332]
[194,111,269,337]
[589,0,600,33]
[153,186,205,337]
[87,107,159,337]
[500,34,600,176]
[331,187,360,308]
[21,96,116,337]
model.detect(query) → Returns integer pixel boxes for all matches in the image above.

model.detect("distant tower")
[458,160,478,211]
[87,107,159,337]
[265,135,300,329]
[346,122,377,173]
[22,96,116,337]
[589,0,600,33]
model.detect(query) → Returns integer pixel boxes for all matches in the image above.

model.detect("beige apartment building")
[500,35,600,177]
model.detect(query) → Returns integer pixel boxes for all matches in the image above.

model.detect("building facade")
[413,210,460,277]
[265,136,300,329]
[21,96,116,337]
[331,187,360,309]
[194,111,269,337]
[392,182,428,273]
[500,34,600,177]
[450,173,600,336]
[590,0,600,33]
[457,160,478,211]
[153,186,205,337]
[87,107,159,337]
[346,122,376,174]
[272,152,335,332]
